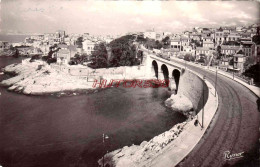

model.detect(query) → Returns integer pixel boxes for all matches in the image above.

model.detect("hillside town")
[0,23,260,84]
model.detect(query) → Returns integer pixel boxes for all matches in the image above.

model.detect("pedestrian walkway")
[143,64,219,167]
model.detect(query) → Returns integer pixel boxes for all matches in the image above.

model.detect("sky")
[0,0,259,36]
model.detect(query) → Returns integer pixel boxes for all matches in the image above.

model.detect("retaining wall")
[177,68,209,113]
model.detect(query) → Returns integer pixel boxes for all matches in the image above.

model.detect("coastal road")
[172,60,260,167]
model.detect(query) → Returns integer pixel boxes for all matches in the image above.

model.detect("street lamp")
[215,66,218,97]
[233,54,235,80]
[202,75,206,129]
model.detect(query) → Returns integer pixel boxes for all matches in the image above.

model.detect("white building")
[143,30,156,39]
[170,38,181,50]
[203,41,214,48]
[82,39,96,55]
[221,45,240,55]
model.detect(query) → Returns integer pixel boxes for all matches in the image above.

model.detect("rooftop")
[57,49,70,54]
[234,54,245,57]
[221,45,240,50]
[241,41,254,45]
[196,47,210,51]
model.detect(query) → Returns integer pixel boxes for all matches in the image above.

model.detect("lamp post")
[202,75,206,129]
[215,66,218,97]
[233,54,235,80]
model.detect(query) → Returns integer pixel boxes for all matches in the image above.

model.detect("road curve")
[173,60,260,167]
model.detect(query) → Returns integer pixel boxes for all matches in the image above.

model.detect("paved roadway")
[172,60,260,167]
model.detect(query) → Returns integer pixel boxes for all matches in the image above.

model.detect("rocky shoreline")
[0,59,96,95]
[97,117,194,167]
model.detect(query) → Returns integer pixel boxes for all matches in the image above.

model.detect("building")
[219,57,230,71]
[57,49,70,65]
[203,41,214,48]
[56,30,66,38]
[202,36,214,42]
[143,30,156,39]
[241,41,254,57]
[170,38,181,50]
[181,36,190,47]
[31,35,44,41]
[191,34,201,41]
[232,53,246,73]
[183,45,193,53]
[195,47,210,57]
[156,33,162,40]
[82,39,96,55]
[236,26,244,32]
[221,45,240,56]
[56,44,78,65]
[202,28,211,35]
[215,31,225,45]
[167,48,180,57]
[227,32,241,41]
[202,36,214,48]
[252,44,260,63]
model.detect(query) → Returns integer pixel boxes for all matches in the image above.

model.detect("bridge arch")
[161,64,169,80]
[152,60,158,79]
[172,69,181,93]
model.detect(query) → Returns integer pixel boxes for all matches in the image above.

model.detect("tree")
[184,54,192,61]
[136,35,147,43]
[197,57,205,64]
[137,50,144,63]
[89,42,108,68]
[243,63,260,84]
[155,40,163,49]
[190,55,195,62]
[252,35,260,45]
[162,36,170,49]
[216,45,222,59]
[244,56,255,70]
[108,35,139,67]
[229,57,234,66]
[76,37,83,47]
[162,36,170,43]
[42,44,59,64]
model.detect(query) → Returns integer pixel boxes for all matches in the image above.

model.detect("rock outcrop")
[1,59,94,95]
[98,121,188,167]
[165,94,194,116]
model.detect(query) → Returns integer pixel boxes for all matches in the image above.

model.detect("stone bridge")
[145,54,185,94]
[144,54,207,112]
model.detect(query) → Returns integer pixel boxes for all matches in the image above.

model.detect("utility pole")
[202,75,206,129]
[215,66,218,97]
[233,54,235,80]
[102,133,105,167]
